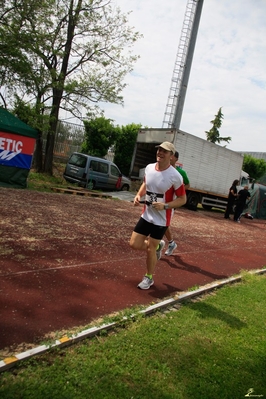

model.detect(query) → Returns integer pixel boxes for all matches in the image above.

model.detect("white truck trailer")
[129,128,248,210]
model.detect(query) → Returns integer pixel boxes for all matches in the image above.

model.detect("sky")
[97,0,266,153]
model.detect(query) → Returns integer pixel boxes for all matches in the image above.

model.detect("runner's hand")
[152,202,164,210]
[134,195,140,206]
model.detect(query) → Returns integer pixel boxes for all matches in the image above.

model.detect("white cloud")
[101,0,266,152]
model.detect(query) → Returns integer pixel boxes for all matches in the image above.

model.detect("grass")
[27,163,70,192]
[0,272,265,399]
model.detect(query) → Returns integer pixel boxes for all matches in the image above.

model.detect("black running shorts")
[133,217,167,240]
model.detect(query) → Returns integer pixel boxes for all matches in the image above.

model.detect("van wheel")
[121,184,129,191]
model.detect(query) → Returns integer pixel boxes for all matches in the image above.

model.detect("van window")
[110,164,120,177]
[69,153,87,168]
[90,160,108,174]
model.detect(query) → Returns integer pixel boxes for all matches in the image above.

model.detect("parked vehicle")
[130,128,250,210]
[63,152,131,191]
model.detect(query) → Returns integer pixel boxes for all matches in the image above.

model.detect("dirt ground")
[0,187,265,357]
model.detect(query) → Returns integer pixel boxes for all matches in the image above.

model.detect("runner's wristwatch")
[164,204,169,210]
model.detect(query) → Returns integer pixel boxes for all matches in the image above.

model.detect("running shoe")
[165,241,177,256]
[156,240,165,260]
[138,276,154,290]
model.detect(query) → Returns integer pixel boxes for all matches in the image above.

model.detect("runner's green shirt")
[176,166,190,186]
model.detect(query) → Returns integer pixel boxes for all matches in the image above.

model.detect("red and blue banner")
[0,131,36,170]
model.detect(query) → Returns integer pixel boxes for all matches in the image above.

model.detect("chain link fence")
[43,120,114,162]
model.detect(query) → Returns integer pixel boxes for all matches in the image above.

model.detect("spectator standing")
[234,185,251,222]
[224,179,239,219]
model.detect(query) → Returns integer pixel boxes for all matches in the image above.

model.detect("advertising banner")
[0,131,36,170]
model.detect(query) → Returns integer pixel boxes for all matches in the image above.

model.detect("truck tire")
[186,192,200,211]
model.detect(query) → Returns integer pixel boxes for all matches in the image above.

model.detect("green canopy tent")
[0,107,38,188]
[245,183,266,220]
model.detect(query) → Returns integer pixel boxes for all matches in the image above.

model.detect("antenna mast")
[162,0,204,130]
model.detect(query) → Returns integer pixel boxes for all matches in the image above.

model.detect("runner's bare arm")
[152,194,187,210]
[134,182,146,206]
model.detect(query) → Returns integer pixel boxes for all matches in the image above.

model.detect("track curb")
[1,267,265,373]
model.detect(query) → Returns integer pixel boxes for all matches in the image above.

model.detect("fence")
[41,120,115,163]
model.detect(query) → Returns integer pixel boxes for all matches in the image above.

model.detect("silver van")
[63,152,131,191]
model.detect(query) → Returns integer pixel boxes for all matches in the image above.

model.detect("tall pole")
[162,0,204,130]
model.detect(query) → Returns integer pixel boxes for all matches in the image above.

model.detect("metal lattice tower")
[162,0,204,130]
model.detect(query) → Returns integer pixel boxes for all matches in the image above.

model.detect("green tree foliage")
[243,154,266,181]
[205,107,231,144]
[13,97,49,131]
[82,117,119,158]
[0,0,141,174]
[114,123,141,176]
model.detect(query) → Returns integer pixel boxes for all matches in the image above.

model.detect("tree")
[243,155,266,182]
[205,107,231,144]
[0,0,141,174]
[114,123,141,176]
[82,116,119,158]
